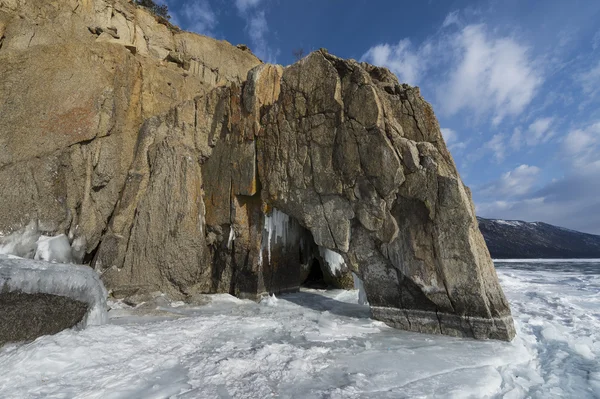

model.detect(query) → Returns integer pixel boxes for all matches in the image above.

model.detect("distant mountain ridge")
[477,217,600,259]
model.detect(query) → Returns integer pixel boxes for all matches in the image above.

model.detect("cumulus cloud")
[360,40,422,85]
[477,122,600,234]
[167,0,217,36]
[362,24,542,125]
[479,164,541,198]
[438,25,542,125]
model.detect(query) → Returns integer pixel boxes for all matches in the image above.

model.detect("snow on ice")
[0,221,81,263]
[0,260,599,398]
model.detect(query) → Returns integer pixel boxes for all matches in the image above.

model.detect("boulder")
[0,256,108,345]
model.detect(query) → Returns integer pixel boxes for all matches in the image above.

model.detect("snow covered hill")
[478,217,600,259]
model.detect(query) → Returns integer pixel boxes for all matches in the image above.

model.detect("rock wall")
[0,0,515,340]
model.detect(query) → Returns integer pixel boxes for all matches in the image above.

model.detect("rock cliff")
[0,0,515,340]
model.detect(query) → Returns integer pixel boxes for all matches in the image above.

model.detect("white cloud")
[441,127,468,153]
[168,0,217,36]
[578,60,600,96]
[509,117,555,150]
[509,127,522,151]
[360,40,422,85]
[484,134,506,162]
[246,11,277,62]
[233,0,277,63]
[440,127,458,144]
[438,25,542,125]
[362,24,542,125]
[477,122,600,234]
[476,166,600,234]
[235,0,263,13]
[563,122,600,167]
[593,30,600,50]
[526,117,555,145]
[480,164,541,198]
[442,11,460,28]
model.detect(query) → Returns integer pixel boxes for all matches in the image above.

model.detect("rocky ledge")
[0,0,514,340]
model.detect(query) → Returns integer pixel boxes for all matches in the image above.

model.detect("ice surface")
[0,255,108,327]
[34,234,73,263]
[319,247,345,275]
[0,260,599,398]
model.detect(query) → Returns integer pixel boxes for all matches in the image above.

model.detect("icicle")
[227,227,235,249]
[262,208,291,265]
[352,272,369,306]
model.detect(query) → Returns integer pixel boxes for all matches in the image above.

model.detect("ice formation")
[227,227,235,250]
[352,272,369,306]
[318,247,345,276]
[0,255,108,327]
[0,221,40,259]
[0,222,81,264]
[261,208,300,264]
[34,235,73,263]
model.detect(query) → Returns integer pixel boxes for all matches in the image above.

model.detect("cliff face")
[0,0,515,340]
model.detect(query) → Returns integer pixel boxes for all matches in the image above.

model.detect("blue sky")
[161,0,600,234]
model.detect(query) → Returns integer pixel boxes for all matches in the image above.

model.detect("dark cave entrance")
[301,258,328,289]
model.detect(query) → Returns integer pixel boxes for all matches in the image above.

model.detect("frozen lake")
[1,260,599,398]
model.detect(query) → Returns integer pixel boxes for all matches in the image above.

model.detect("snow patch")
[0,221,84,264]
[0,221,40,259]
[260,294,279,307]
[318,247,345,276]
[493,219,524,227]
[34,234,72,263]
[0,255,108,327]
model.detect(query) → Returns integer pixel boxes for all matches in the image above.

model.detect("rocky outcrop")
[0,255,108,344]
[0,0,515,340]
[0,291,87,345]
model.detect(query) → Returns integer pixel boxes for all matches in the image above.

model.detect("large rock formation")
[0,255,108,345]
[0,0,515,340]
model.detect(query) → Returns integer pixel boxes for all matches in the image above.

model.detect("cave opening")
[301,258,328,289]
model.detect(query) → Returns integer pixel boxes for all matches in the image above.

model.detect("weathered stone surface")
[0,0,515,340]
